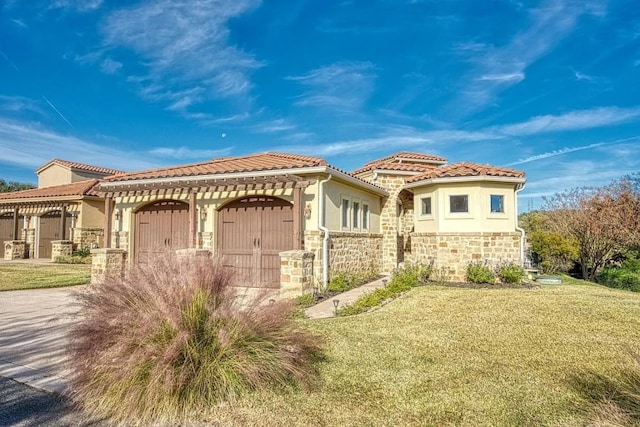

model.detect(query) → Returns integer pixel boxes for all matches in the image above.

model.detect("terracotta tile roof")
[102,152,328,182]
[352,151,447,175]
[406,162,525,184]
[37,159,125,176]
[0,179,100,200]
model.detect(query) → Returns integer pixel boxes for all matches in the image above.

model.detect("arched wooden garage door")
[39,210,71,259]
[134,200,189,264]
[218,196,293,289]
[0,212,23,243]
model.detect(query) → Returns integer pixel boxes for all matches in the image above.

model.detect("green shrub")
[327,272,352,292]
[337,288,392,316]
[73,247,92,258]
[337,263,429,316]
[466,261,496,284]
[597,260,640,292]
[54,255,92,264]
[69,253,324,425]
[430,266,451,285]
[497,262,525,285]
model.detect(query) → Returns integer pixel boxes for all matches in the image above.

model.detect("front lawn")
[0,263,91,291]
[207,283,640,426]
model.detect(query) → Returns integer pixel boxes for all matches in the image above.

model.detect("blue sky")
[1,0,639,210]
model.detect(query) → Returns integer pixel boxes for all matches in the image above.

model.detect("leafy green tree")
[0,179,35,193]
[520,211,578,273]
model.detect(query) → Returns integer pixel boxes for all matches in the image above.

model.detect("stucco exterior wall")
[37,164,72,188]
[409,232,522,281]
[413,181,518,233]
[322,178,381,233]
[77,199,104,228]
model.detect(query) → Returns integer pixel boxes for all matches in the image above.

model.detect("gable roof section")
[351,151,448,175]
[0,179,100,201]
[36,159,125,176]
[102,152,328,182]
[405,162,525,187]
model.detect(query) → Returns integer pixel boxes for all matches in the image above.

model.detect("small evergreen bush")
[466,261,496,284]
[597,257,640,292]
[497,262,525,285]
[54,255,92,264]
[69,253,324,425]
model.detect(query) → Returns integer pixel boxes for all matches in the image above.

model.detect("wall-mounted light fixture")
[114,209,121,221]
[304,203,312,219]
[200,207,208,222]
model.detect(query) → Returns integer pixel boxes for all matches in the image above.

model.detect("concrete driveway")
[0,286,82,395]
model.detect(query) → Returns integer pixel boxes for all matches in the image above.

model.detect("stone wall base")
[51,240,74,260]
[409,232,522,282]
[329,232,383,276]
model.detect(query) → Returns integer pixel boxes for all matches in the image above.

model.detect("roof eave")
[404,175,526,190]
[98,166,390,197]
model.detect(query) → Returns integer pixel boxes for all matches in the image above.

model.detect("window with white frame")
[421,197,432,215]
[362,204,369,230]
[353,201,360,229]
[449,195,469,213]
[341,198,350,229]
[490,194,504,213]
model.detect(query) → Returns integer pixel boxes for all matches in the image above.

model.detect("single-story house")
[92,151,525,295]
[1,159,123,260]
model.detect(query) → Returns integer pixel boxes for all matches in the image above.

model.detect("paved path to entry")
[305,275,390,319]
[0,286,83,395]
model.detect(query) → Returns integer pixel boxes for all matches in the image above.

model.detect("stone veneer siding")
[4,240,26,260]
[51,240,74,260]
[329,232,383,276]
[409,232,522,282]
[91,248,127,284]
[303,230,383,287]
[279,250,315,298]
[73,227,103,249]
[359,174,410,273]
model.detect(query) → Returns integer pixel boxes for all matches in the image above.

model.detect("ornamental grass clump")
[69,253,324,425]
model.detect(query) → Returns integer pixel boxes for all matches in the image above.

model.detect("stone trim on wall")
[51,240,74,260]
[329,232,383,276]
[73,227,103,249]
[409,232,521,282]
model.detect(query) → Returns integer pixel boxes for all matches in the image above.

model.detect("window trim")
[362,203,369,230]
[341,197,350,230]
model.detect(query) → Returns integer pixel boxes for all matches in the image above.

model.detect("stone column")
[279,250,314,299]
[91,248,127,284]
[4,241,26,260]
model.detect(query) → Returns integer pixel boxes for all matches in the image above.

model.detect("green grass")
[0,263,91,291]
[203,284,640,426]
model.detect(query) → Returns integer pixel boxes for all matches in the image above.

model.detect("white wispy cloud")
[50,0,103,12]
[507,143,605,166]
[0,118,157,171]
[495,106,640,136]
[100,57,122,74]
[149,146,233,160]
[101,0,262,113]
[451,0,605,113]
[253,119,297,134]
[11,18,28,28]
[0,95,44,115]
[287,61,376,111]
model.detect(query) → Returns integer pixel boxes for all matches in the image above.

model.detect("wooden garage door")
[134,200,189,264]
[218,196,293,288]
[39,210,71,259]
[0,212,23,242]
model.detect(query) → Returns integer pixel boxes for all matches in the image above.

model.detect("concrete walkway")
[0,287,82,396]
[305,275,390,319]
